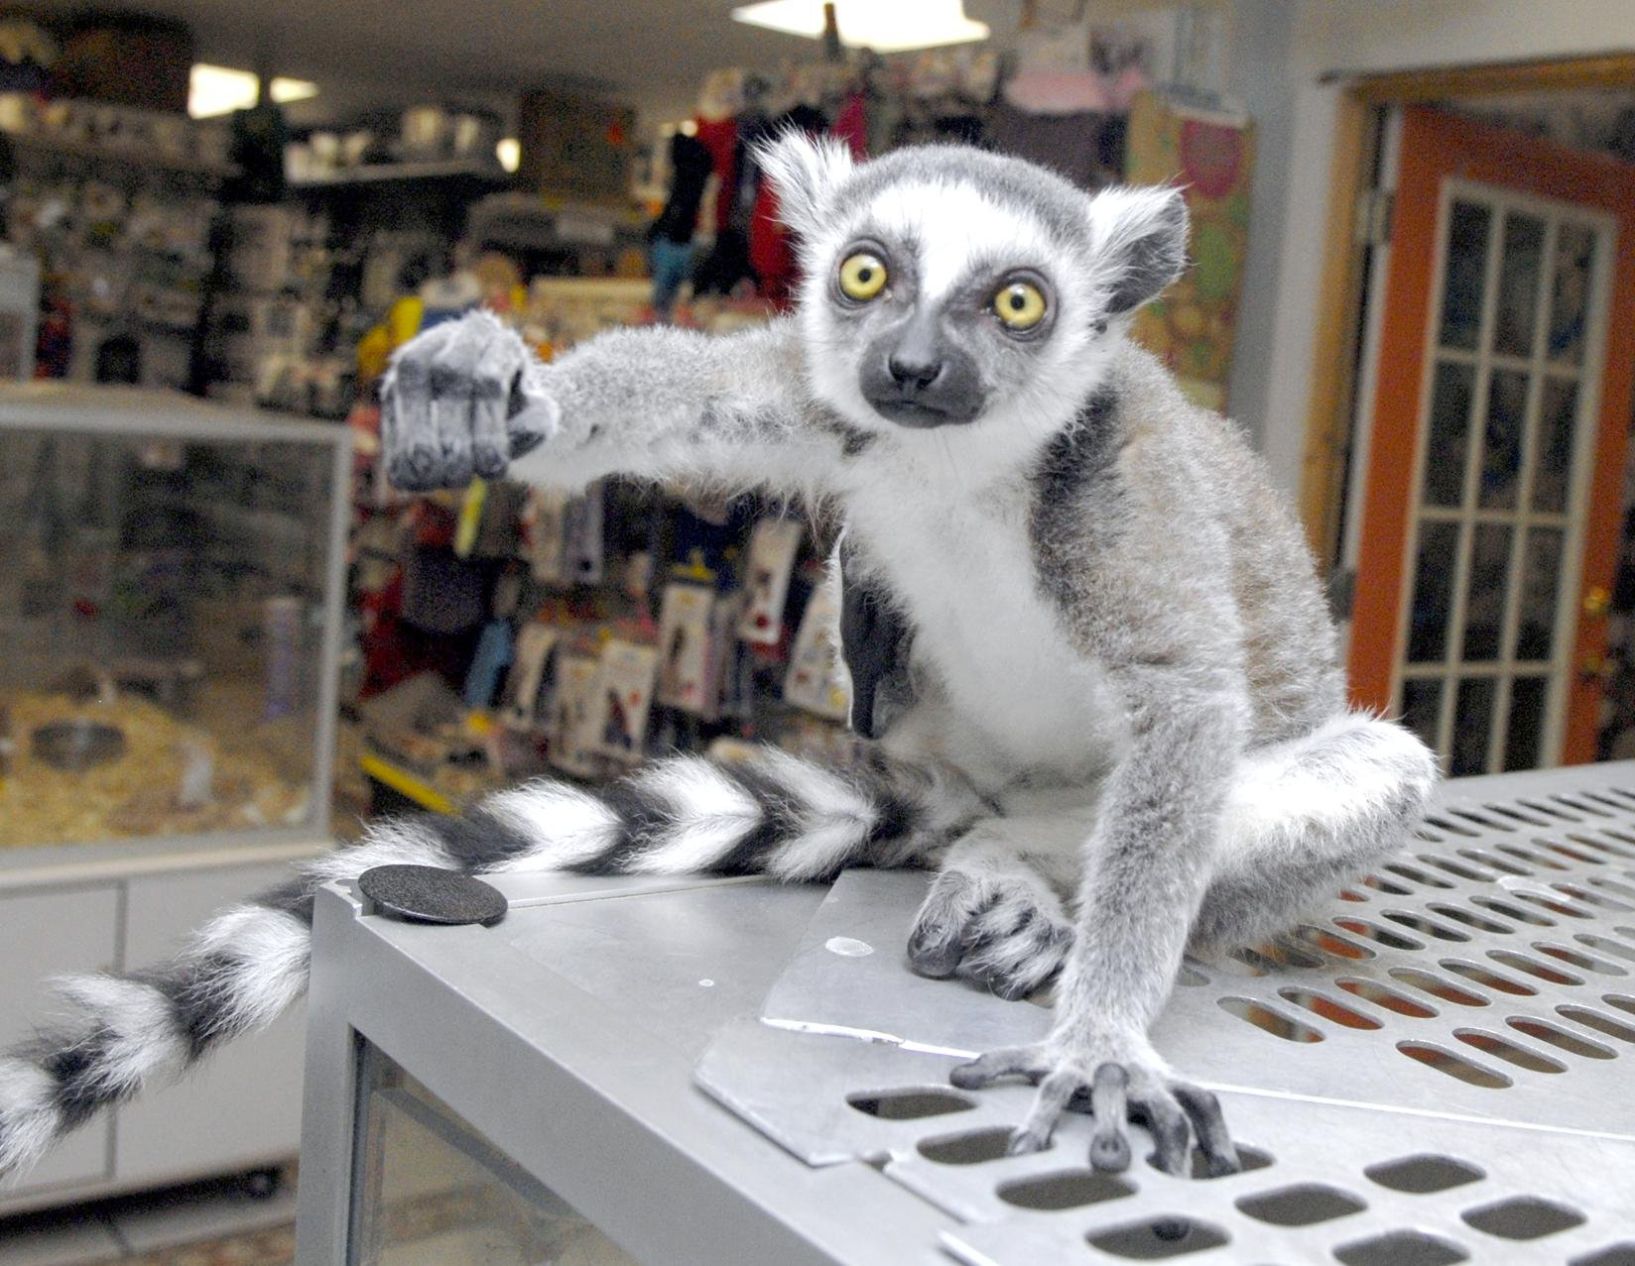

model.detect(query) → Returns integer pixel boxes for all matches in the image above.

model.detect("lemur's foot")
[950,1043,1240,1177]
[907,865,1074,1001]
[381,311,559,491]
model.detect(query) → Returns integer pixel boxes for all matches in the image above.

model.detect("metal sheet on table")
[696,764,1635,1264]
[487,877,826,1060]
[758,868,1051,1056]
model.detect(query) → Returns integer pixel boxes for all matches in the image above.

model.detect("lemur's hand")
[952,1029,1240,1179]
[381,311,560,490]
[908,859,1074,1001]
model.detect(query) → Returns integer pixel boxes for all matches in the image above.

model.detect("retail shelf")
[0,126,237,178]
[289,160,513,190]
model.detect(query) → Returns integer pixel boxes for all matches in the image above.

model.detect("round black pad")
[357,864,508,927]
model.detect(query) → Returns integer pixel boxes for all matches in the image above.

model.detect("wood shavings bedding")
[0,690,310,849]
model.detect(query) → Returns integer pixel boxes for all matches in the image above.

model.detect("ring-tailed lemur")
[0,136,1436,1182]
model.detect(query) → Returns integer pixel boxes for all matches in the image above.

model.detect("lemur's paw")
[382,311,559,491]
[907,866,1073,1001]
[949,1044,1240,1177]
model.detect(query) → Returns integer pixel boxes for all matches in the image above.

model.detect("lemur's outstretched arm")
[382,312,847,500]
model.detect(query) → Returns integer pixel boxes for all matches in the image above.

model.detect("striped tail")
[0,747,959,1179]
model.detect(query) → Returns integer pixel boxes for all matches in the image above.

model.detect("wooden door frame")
[1300,54,1635,571]
[1350,107,1635,771]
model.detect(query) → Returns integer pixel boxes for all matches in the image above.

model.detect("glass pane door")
[351,1045,639,1266]
[1395,181,1612,775]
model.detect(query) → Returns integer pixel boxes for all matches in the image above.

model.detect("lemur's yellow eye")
[993,281,1048,331]
[838,252,888,302]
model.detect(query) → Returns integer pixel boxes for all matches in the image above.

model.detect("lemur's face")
[763,137,1187,458]
[818,191,1062,429]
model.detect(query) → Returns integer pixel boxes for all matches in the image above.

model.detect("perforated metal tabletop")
[297,763,1635,1265]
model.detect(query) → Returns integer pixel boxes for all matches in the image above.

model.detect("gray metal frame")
[297,764,1635,1265]
[295,875,952,1265]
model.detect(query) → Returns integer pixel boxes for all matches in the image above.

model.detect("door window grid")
[1393,181,1609,776]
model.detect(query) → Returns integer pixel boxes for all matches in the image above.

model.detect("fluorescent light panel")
[189,63,318,118]
[732,0,989,51]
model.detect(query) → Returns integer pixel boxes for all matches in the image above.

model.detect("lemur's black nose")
[887,355,945,391]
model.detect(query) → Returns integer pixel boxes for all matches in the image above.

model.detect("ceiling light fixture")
[269,77,319,107]
[732,0,988,52]
[188,64,318,119]
[496,138,520,173]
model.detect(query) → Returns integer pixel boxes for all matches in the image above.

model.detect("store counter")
[296,763,1635,1264]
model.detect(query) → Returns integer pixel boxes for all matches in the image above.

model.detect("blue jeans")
[649,238,695,315]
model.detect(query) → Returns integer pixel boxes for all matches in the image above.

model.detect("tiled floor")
[0,1173,296,1266]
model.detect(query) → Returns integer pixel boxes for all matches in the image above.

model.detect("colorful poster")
[1124,91,1255,414]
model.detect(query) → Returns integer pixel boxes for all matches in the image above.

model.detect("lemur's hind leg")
[1191,712,1438,952]
[908,809,1094,1000]
[950,715,1433,1176]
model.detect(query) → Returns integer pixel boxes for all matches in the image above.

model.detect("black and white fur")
[0,137,1436,1180]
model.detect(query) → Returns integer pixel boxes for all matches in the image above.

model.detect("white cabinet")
[0,850,319,1216]
[116,864,307,1183]
[0,885,119,1197]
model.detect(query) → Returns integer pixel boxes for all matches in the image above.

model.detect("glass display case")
[0,383,349,854]
[353,1047,637,1266]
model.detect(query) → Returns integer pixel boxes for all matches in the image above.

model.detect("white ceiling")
[20,0,1015,126]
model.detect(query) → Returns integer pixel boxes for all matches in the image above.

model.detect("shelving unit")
[0,125,237,180]
[288,159,511,189]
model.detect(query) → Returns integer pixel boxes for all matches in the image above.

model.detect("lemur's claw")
[907,868,1074,999]
[950,1045,1240,1178]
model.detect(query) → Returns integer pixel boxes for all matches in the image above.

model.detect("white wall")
[1223,0,1295,450]
[1254,0,1635,497]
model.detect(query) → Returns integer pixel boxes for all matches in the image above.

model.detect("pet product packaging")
[547,654,603,777]
[784,581,850,720]
[589,639,660,762]
[502,624,560,730]
[655,583,717,713]
[737,518,803,645]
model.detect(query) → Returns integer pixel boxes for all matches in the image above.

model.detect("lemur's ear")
[756,130,855,239]
[1088,186,1190,316]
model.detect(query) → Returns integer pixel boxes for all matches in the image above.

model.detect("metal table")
[295,764,1635,1265]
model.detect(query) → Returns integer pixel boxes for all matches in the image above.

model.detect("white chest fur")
[843,463,1122,787]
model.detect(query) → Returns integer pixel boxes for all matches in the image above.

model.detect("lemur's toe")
[1132,1085,1192,1175]
[1088,1062,1132,1171]
[955,1045,1239,1182]
[948,1044,1046,1090]
[1174,1083,1240,1176]
[965,916,1073,1001]
[907,872,978,978]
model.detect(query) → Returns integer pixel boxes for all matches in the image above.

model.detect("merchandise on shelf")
[0,248,38,378]
[0,94,233,389]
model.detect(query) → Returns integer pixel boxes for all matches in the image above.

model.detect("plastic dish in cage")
[31,719,127,771]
